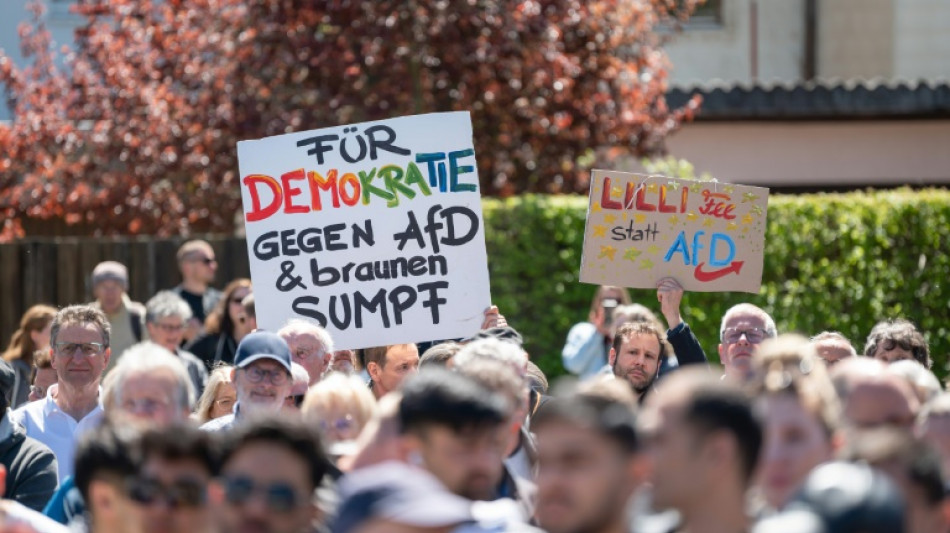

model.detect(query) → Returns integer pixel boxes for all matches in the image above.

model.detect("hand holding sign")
[580,170,769,294]
[237,112,492,350]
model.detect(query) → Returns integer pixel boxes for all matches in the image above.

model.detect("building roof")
[667,79,950,121]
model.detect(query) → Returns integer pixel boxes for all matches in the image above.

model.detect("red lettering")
[681,187,689,213]
[243,174,282,222]
[600,177,622,210]
[635,185,656,212]
[281,169,309,214]
[308,170,340,210]
[699,190,737,220]
[658,185,676,213]
[339,173,361,206]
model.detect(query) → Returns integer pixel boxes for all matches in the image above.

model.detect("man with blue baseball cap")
[201,331,294,432]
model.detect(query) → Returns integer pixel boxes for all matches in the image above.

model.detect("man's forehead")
[621,333,660,351]
[724,311,767,329]
[156,316,185,325]
[57,322,104,337]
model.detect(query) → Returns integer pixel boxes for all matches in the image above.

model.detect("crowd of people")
[0,238,946,533]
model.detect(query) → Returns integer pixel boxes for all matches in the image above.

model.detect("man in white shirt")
[10,305,109,481]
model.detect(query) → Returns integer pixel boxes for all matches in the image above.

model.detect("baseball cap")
[92,261,129,289]
[233,331,292,373]
[332,461,473,533]
[465,326,524,346]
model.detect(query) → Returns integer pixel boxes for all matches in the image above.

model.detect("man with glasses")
[717,303,777,381]
[201,331,294,432]
[11,305,110,480]
[213,417,328,533]
[128,424,218,533]
[277,319,334,386]
[172,240,222,343]
[143,291,209,397]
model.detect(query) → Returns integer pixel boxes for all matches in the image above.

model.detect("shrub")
[483,189,950,381]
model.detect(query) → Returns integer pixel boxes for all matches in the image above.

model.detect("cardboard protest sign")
[580,169,769,293]
[237,112,491,349]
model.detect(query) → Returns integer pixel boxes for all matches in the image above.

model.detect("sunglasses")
[127,477,207,508]
[220,475,301,513]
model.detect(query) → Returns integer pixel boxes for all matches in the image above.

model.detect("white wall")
[893,0,950,80]
[665,0,805,87]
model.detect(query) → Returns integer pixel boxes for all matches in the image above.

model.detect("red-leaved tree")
[0,0,701,239]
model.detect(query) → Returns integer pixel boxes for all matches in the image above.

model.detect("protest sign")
[580,169,769,293]
[236,112,491,349]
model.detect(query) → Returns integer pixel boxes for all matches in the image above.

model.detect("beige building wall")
[658,120,950,187]
[818,0,895,79]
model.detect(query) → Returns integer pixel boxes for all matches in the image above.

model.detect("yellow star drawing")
[598,245,617,260]
[622,212,628,221]
[742,226,750,234]
[634,213,647,223]
[604,214,617,224]
[668,215,680,225]
[591,202,602,213]
[703,218,715,227]
[593,225,607,237]
[751,205,763,216]
[727,222,738,231]
[742,192,759,203]
[639,258,654,270]
[647,183,659,193]
[611,186,622,197]
[623,248,641,261]
[686,212,698,221]
[723,185,735,194]
[667,180,681,191]
[647,245,661,255]
[742,214,753,225]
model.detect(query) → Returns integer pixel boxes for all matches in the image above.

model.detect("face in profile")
[408,423,508,501]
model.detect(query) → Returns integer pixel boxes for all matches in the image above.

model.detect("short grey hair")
[145,291,193,324]
[454,338,528,373]
[277,318,334,354]
[291,362,311,387]
[51,305,111,349]
[719,303,777,340]
[103,342,196,411]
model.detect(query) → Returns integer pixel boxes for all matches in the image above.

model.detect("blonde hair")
[301,372,376,440]
[750,334,841,436]
[192,365,234,423]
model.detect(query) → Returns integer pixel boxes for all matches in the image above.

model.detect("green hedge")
[482,189,950,381]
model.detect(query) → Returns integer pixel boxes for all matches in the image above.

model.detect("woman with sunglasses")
[186,279,253,369]
[748,334,841,512]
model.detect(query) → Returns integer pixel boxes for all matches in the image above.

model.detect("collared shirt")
[9,385,104,481]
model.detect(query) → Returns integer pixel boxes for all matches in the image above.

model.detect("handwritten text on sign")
[579,170,769,293]
[237,112,491,349]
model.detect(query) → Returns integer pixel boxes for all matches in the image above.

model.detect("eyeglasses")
[230,296,248,305]
[241,366,289,385]
[293,347,324,360]
[121,397,172,415]
[156,323,184,333]
[318,415,354,433]
[127,476,208,508]
[721,327,770,345]
[54,342,105,356]
[220,475,301,513]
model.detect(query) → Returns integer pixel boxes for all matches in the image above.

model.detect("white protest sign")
[237,112,491,349]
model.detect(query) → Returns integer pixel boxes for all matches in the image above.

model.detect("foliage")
[0,0,702,240]
[482,189,950,381]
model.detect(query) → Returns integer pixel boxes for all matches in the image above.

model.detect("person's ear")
[102,347,111,369]
[718,343,726,364]
[367,362,381,381]
[608,347,617,367]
